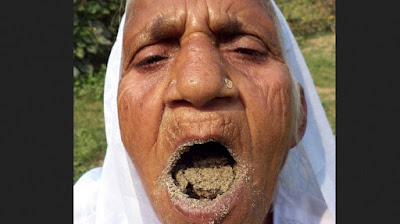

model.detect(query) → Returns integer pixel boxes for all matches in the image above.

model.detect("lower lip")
[169,176,245,223]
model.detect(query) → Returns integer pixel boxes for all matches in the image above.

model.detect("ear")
[290,85,307,148]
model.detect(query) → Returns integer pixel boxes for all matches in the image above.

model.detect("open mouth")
[160,140,246,223]
[169,141,237,201]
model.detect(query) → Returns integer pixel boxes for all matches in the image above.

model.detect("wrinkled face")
[118,0,295,223]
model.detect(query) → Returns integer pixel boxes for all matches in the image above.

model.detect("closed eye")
[135,55,166,68]
[234,48,266,57]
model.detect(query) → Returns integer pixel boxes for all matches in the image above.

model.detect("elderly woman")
[74,0,335,223]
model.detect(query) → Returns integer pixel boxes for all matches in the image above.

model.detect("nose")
[163,37,238,108]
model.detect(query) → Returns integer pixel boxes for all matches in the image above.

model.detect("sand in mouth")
[174,156,235,199]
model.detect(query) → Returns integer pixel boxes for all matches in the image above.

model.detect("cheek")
[241,67,294,217]
[248,65,293,138]
[117,78,164,164]
[238,63,294,170]
[259,79,292,136]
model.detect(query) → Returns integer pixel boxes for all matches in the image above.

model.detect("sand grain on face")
[174,156,235,199]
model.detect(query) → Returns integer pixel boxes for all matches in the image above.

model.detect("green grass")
[74,94,107,183]
[73,32,336,183]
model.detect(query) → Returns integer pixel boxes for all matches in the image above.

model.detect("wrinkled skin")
[118,0,303,223]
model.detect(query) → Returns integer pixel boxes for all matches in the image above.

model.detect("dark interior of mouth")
[171,141,236,200]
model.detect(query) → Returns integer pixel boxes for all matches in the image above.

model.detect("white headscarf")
[74,1,335,223]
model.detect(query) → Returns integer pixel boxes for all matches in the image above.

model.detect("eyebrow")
[148,16,182,42]
[214,18,282,58]
[213,19,244,36]
[145,15,248,40]
[148,18,251,47]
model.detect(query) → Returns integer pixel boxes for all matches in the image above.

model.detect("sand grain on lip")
[175,156,235,199]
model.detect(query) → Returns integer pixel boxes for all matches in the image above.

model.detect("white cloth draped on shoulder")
[74,1,335,223]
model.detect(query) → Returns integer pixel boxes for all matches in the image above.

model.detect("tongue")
[175,156,235,199]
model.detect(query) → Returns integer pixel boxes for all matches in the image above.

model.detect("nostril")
[216,96,234,102]
[169,97,236,109]
[168,100,193,108]
[209,97,236,106]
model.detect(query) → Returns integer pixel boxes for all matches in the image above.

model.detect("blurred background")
[73,0,335,183]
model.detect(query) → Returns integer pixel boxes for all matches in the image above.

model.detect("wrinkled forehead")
[125,0,274,17]
[124,0,275,31]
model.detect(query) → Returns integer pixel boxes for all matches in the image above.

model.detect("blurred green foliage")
[275,0,335,37]
[74,64,106,100]
[73,0,124,83]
